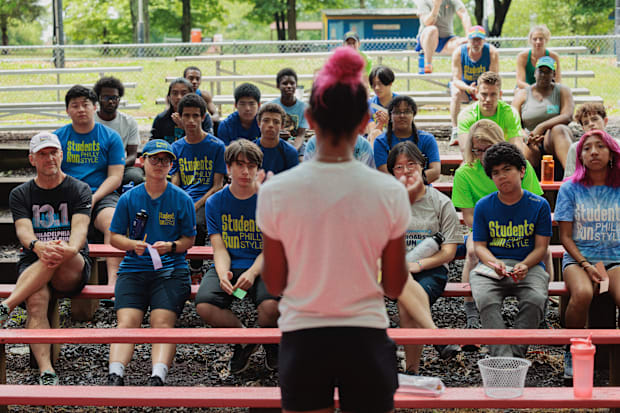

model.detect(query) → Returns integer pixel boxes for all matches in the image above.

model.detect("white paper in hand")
[146,244,163,270]
[595,262,609,294]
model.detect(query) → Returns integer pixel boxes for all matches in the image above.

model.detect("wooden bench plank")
[175,47,590,62]
[1,327,619,346]
[196,70,595,83]
[1,385,619,409]
[0,67,143,76]
[0,83,137,93]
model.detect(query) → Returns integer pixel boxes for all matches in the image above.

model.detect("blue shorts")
[561,252,620,273]
[415,35,455,53]
[114,267,191,315]
[413,266,448,306]
[279,327,398,412]
[456,234,468,259]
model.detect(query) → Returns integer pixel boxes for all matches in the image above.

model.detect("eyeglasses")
[100,95,120,103]
[471,147,490,155]
[392,161,419,172]
[391,110,414,117]
[146,156,172,166]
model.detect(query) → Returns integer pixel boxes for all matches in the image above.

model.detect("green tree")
[247,0,349,40]
[149,0,224,42]
[536,0,614,35]
[0,0,45,46]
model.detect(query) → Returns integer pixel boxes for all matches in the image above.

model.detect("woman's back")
[257,160,409,332]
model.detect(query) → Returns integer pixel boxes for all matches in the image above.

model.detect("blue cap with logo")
[536,56,556,71]
[142,139,176,160]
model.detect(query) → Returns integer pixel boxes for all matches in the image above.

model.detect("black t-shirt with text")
[9,175,92,259]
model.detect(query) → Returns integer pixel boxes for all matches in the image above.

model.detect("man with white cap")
[1,132,92,385]
[449,25,499,146]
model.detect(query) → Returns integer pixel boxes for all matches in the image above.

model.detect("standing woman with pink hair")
[555,129,620,380]
[257,47,423,413]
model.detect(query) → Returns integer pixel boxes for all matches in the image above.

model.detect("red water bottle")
[570,336,595,398]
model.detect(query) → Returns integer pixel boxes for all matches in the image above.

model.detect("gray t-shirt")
[416,0,466,38]
[95,111,140,155]
[406,185,463,269]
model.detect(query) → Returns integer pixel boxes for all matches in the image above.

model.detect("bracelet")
[416,260,423,270]
[579,259,589,267]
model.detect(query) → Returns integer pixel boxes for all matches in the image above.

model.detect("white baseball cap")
[29,132,61,154]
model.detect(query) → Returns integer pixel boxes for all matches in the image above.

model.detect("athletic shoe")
[424,63,433,74]
[0,302,9,327]
[39,370,59,385]
[107,373,124,386]
[228,343,259,374]
[449,129,459,146]
[264,344,279,372]
[563,347,573,379]
[434,344,461,360]
[147,375,164,386]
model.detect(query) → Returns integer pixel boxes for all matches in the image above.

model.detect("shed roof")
[322,8,418,17]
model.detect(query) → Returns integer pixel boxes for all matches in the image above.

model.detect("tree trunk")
[130,0,137,43]
[359,0,366,8]
[490,0,512,37]
[286,0,297,40]
[144,0,150,43]
[274,11,286,40]
[474,0,483,25]
[181,0,191,42]
[0,17,8,47]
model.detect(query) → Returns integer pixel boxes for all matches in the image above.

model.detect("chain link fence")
[0,35,618,127]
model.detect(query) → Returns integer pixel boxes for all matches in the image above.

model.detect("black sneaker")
[0,302,10,328]
[147,375,164,386]
[462,317,482,352]
[228,343,259,374]
[434,344,461,360]
[264,344,279,371]
[107,373,124,386]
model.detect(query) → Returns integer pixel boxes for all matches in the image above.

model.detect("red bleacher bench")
[1,328,620,409]
[1,385,619,409]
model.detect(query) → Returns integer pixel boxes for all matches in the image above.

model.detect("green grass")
[0,52,617,127]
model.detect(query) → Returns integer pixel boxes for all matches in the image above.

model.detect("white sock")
[109,362,125,377]
[152,363,168,382]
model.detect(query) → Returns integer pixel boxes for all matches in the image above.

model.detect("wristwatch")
[29,239,38,251]
[170,241,177,253]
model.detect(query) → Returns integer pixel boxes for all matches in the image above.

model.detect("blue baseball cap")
[142,139,176,160]
[536,56,556,71]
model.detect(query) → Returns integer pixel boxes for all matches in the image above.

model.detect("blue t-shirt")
[271,97,308,134]
[206,186,262,269]
[110,182,197,272]
[368,92,397,124]
[304,135,376,168]
[150,109,213,143]
[216,111,261,146]
[373,130,440,169]
[460,43,491,85]
[254,138,299,174]
[54,123,125,193]
[170,135,227,203]
[555,181,620,264]
[473,190,552,267]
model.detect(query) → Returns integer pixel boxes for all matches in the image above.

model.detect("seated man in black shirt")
[1,132,92,385]
[151,78,213,143]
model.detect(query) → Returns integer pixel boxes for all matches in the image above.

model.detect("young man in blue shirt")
[254,103,299,174]
[107,139,196,386]
[271,68,308,158]
[216,83,261,146]
[183,66,220,123]
[470,142,552,358]
[195,139,279,374]
[54,85,125,287]
[171,94,227,283]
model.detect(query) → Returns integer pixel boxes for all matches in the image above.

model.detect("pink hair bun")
[313,47,364,101]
